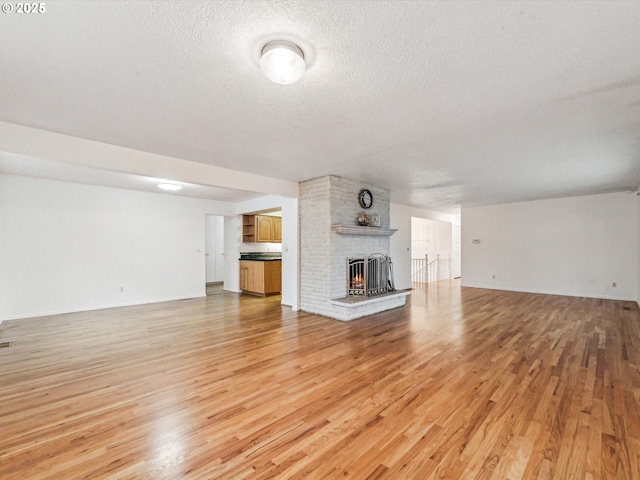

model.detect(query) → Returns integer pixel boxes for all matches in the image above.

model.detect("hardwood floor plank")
[2,282,640,478]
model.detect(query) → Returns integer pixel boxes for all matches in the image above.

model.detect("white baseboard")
[0,294,206,323]
[460,283,636,302]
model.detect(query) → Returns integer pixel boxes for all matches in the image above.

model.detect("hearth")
[347,254,395,298]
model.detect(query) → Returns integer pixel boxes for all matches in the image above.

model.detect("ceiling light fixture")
[158,182,182,192]
[260,40,306,85]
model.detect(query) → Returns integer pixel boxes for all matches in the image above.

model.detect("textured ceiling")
[1,0,640,208]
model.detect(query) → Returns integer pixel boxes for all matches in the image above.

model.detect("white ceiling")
[1,1,639,208]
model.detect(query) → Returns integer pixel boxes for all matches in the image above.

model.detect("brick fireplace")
[299,176,410,321]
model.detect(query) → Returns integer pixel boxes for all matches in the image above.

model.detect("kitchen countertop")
[239,252,282,261]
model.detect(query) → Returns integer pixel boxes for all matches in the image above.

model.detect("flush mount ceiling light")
[157,182,182,192]
[260,40,306,85]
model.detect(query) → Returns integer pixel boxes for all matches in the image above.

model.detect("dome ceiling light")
[260,40,306,85]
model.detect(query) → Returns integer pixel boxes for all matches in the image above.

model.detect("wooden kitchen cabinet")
[272,217,282,242]
[257,216,274,242]
[242,215,282,243]
[239,261,249,291]
[239,260,281,296]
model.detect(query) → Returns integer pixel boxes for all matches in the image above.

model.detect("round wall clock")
[359,189,373,209]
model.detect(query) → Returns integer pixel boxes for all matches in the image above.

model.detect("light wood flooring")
[206,283,225,296]
[1,281,640,479]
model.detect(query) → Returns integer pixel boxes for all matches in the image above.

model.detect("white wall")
[0,175,236,321]
[452,223,461,278]
[205,215,224,283]
[390,203,460,290]
[223,215,242,294]
[280,198,299,310]
[462,192,637,301]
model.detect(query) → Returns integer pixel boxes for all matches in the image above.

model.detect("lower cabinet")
[239,260,281,296]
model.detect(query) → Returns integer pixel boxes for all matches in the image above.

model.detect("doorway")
[411,216,459,283]
[205,215,225,295]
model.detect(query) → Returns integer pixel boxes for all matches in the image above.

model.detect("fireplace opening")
[347,254,395,298]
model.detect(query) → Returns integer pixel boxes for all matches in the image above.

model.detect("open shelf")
[243,215,256,242]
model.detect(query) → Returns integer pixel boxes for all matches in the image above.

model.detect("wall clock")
[359,189,373,209]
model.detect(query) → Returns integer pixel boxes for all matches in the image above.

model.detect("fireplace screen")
[347,254,394,297]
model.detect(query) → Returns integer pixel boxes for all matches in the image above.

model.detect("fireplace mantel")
[331,224,397,236]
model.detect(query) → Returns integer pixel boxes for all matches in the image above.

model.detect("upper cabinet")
[272,217,282,242]
[243,214,282,243]
[257,216,273,242]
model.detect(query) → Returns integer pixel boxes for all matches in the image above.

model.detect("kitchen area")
[239,212,282,296]
[206,201,296,308]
